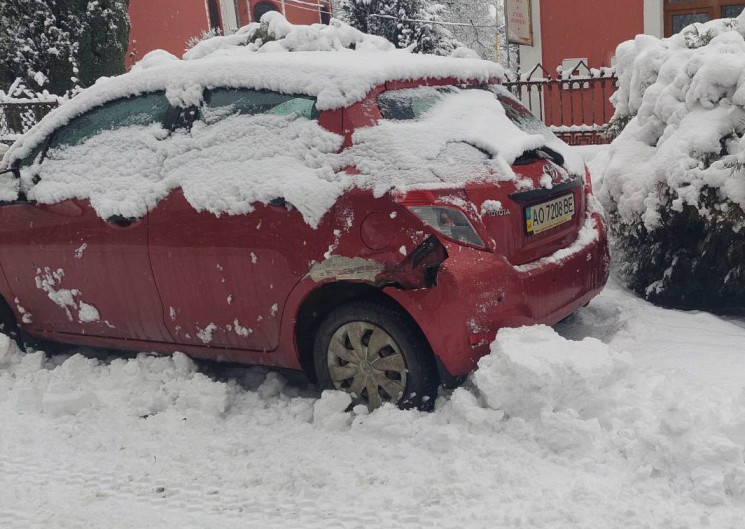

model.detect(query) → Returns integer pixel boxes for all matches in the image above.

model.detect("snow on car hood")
[14,88,560,228]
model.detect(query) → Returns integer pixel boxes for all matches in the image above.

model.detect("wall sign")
[505,0,534,46]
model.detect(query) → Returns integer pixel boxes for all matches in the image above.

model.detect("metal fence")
[503,61,618,145]
[0,101,59,145]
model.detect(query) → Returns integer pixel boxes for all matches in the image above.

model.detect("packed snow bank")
[599,13,745,307]
[471,326,745,506]
[2,316,745,529]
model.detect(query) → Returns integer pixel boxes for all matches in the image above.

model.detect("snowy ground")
[2,145,745,528]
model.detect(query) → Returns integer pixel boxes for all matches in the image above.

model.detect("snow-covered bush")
[0,0,129,96]
[599,14,745,309]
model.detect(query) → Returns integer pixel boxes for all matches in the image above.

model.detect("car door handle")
[37,201,84,217]
[106,215,139,227]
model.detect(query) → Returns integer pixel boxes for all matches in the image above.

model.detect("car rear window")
[378,85,556,141]
[201,89,319,123]
[492,88,555,139]
[377,86,457,120]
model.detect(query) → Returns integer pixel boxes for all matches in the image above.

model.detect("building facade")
[518,0,745,75]
[126,0,332,67]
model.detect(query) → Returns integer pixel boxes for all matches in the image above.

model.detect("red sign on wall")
[505,0,534,46]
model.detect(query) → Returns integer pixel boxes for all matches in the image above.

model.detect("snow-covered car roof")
[3,14,504,168]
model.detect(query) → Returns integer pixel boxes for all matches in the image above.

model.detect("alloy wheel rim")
[327,321,408,409]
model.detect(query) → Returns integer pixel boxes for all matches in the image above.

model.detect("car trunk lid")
[465,157,586,266]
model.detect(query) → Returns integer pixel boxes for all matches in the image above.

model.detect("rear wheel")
[313,301,438,410]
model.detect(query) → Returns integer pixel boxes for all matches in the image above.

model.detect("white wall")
[220,0,239,33]
[644,0,664,37]
[517,0,543,77]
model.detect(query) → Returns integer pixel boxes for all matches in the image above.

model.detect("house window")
[207,0,222,32]
[664,1,745,36]
[254,1,278,22]
[320,2,331,24]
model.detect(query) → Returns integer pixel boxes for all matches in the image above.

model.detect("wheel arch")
[293,281,433,383]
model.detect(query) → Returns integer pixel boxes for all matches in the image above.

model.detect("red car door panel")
[0,198,172,341]
[148,189,330,352]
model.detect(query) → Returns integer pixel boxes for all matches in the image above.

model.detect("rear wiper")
[513,146,565,167]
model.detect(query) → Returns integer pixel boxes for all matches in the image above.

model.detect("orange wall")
[540,0,644,69]
[127,0,210,67]
[128,1,332,69]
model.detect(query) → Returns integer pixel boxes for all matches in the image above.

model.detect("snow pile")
[20,87,563,227]
[2,320,745,523]
[2,14,503,169]
[0,13,520,226]
[467,326,745,506]
[29,113,344,227]
[0,344,232,420]
[183,12,395,60]
[341,89,546,188]
[599,13,745,307]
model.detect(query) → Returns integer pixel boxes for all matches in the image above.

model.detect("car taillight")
[584,165,594,194]
[408,206,485,247]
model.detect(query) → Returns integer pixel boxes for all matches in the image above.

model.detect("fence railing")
[503,61,618,145]
[0,101,59,145]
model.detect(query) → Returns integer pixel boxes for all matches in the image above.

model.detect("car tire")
[0,297,26,351]
[313,300,439,411]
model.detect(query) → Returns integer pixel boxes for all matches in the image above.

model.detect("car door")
[148,88,335,352]
[0,93,174,342]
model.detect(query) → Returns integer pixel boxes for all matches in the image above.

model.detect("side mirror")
[0,161,27,202]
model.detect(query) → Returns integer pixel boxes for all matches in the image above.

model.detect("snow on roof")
[2,14,503,168]
[600,12,745,228]
[17,87,551,227]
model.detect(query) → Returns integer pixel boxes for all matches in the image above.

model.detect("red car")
[0,52,609,410]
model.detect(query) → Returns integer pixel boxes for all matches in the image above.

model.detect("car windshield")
[488,86,557,140]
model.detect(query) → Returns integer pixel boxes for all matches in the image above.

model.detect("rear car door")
[0,93,174,342]
[149,88,334,352]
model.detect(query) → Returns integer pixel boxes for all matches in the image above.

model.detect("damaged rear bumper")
[384,213,610,378]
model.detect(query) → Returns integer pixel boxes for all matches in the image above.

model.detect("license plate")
[525,194,575,235]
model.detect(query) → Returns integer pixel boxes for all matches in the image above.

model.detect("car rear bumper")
[385,212,610,377]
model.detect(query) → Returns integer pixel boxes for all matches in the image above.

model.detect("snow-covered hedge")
[599,14,745,309]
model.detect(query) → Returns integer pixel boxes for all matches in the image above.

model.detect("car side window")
[201,89,319,123]
[49,92,170,150]
[378,86,457,121]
